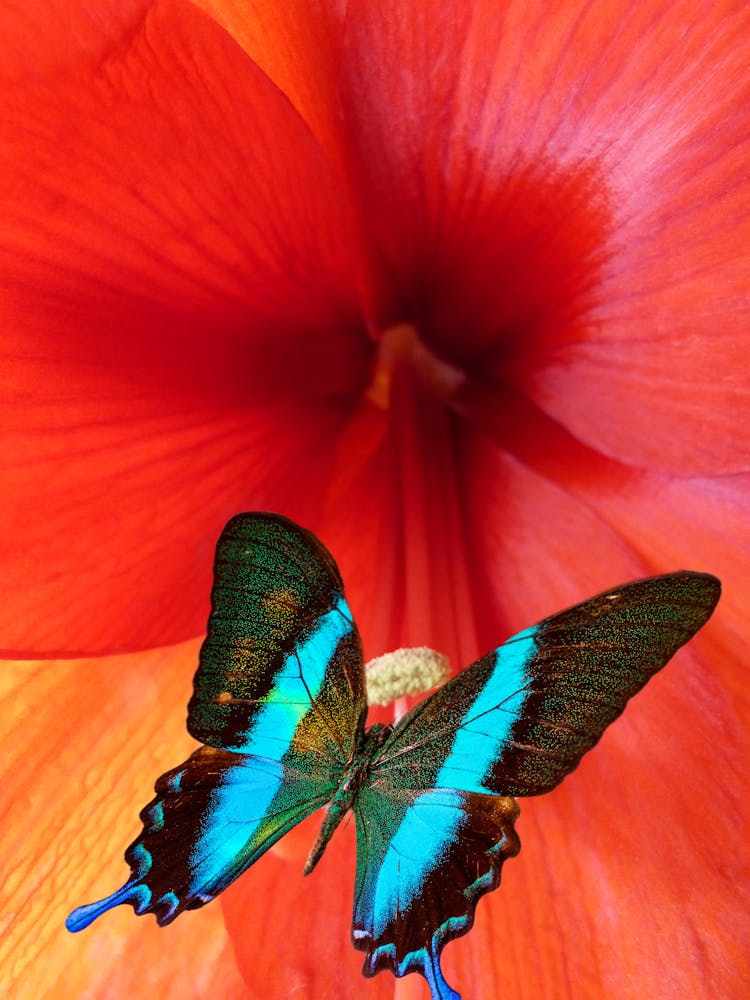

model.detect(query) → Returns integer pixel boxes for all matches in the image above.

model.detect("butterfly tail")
[66,838,167,932]
[66,880,152,932]
[66,747,340,936]
[422,944,461,1000]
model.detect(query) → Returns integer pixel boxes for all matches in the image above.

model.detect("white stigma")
[365,647,451,706]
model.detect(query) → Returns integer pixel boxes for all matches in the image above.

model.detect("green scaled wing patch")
[371,571,721,798]
[187,512,366,765]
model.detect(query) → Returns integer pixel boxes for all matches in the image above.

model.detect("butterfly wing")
[373,571,720,797]
[352,571,720,997]
[188,512,367,763]
[67,746,337,931]
[68,512,367,931]
[352,785,519,1000]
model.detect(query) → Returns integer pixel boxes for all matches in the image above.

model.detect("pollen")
[216,691,234,704]
[365,647,451,706]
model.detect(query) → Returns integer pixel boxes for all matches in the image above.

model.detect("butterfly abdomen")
[304,723,393,875]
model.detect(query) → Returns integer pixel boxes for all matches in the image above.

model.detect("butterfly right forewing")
[373,571,720,797]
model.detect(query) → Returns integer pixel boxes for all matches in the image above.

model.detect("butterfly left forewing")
[351,571,720,996]
[188,512,367,764]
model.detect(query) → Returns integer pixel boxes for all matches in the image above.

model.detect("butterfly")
[66,512,720,999]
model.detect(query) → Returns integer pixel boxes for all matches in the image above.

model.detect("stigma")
[365,647,451,706]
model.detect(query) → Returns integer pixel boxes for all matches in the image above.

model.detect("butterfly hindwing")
[350,571,720,992]
[352,786,520,1000]
[188,512,367,764]
[66,745,339,932]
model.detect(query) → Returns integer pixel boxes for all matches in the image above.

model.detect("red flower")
[2,1,748,997]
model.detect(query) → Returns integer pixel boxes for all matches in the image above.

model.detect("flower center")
[367,323,465,411]
[354,322,482,679]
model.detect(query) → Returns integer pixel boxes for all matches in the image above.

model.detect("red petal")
[459,408,652,648]
[222,827,393,1000]
[462,385,750,727]
[192,0,347,158]
[1,644,247,998]
[511,3,750,475]
[0,1,152,82]
[0,0,371,654]
[601,475,750,729]
[339,0,750,473]
[450,422,748,997]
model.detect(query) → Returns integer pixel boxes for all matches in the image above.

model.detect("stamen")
[365,647,451,706]
[366,324,464,411]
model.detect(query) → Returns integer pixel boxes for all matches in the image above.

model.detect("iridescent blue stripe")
[187,595,352,894]
[230,594,352,756]
[186,759,285,895]
[371,626,538,933]
[435,625,537,790]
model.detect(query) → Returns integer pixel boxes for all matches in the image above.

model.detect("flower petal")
[511,3,750,475]
[339,0,750,473]
[450,421,748,997]
[600,475,750,729]
[458,402,649,647]
[0,643,248,998]
[0,0,152,82]
[222,828,394,1000]
[192,0,347,158]
[0,0,371,654]
[462,385,750,728]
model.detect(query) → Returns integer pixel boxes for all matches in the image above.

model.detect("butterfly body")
[304,721,392,875]
[66,512,720,1000]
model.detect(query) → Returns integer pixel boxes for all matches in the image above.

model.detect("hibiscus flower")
[1,1,748,998]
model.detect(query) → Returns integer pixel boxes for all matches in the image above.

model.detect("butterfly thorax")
[303,722,393,876]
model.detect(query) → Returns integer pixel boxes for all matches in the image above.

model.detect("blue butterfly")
[67,512,720,999]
